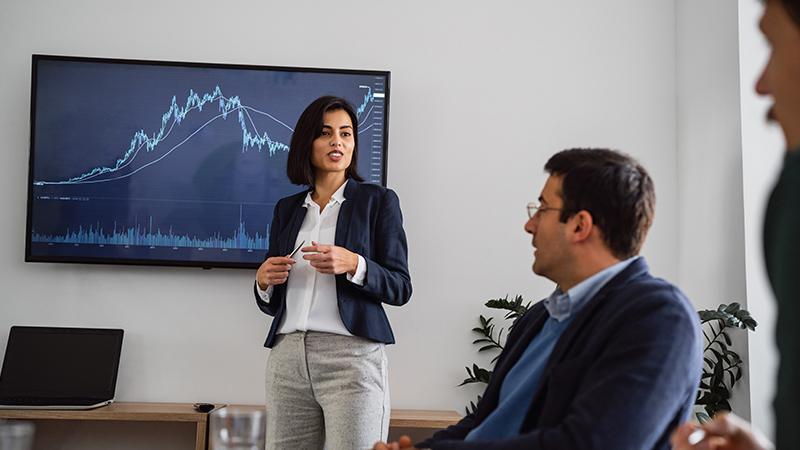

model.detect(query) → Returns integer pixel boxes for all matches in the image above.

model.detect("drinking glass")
[209,406,265,450]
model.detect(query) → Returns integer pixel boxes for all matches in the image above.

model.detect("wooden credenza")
[0,402,211,450]
[0,402,461,449]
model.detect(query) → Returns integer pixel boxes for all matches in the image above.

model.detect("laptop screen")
[0,326,123,400]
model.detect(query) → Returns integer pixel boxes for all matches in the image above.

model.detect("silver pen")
[288,240,305,258]
[688,429,705,445]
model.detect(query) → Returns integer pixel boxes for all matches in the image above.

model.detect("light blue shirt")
[465,256,639,442]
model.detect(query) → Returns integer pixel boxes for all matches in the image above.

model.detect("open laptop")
[0,326,123,410]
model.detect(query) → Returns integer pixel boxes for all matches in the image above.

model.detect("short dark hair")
[544,148,655,259]
[779,0,800,26]
[286,96,364,186]
[765,0,800,26]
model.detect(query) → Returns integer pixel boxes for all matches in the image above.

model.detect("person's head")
[524,148,655,289]
[286,96,364,186]
[756,0,800,149]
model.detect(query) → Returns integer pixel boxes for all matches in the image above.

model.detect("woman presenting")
[254,96,412,450]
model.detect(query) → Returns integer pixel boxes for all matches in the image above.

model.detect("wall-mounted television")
[25,55,390,269]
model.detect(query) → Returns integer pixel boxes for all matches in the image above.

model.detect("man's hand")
[256,256,295,290]
[302,241,359,275]
[670,413,773,450]
[373,435,416,450]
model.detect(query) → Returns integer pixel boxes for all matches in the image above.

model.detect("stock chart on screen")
[26,55,389,268]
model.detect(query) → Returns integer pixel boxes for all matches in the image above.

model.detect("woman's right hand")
[256,256,295,290]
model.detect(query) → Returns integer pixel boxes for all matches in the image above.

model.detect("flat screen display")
[25,55,389,268]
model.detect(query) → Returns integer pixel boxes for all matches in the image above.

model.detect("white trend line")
[56,106,259,185]
[241,105,295,132]
[36,92,294,185]
[358,105,374,127]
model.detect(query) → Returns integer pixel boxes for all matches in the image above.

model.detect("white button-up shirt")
[256,180,366,336]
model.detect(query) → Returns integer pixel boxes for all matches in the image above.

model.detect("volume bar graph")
[32,206,268,251]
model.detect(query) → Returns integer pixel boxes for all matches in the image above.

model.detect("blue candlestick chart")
[28,58,388,267]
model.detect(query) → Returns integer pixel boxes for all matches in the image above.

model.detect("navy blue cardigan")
[254,180,412,348]
[419,258,701,450]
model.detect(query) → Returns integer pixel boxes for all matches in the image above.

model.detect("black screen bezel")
[24,54,391,270]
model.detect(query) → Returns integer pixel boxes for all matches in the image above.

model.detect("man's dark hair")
[779,0,800,26]
[765,0,800,25]
[544,148,655,259]
[286,96,364,186]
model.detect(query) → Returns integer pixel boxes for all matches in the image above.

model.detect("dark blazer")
[419,258,701,450]
[763,149,800,449]
[253,179,412,348]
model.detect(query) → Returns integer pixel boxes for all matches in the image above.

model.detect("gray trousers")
[265,331,390,450]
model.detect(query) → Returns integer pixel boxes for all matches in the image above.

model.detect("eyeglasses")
[527,202,563,219]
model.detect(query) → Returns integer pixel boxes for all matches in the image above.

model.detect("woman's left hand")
[302,241,359,275]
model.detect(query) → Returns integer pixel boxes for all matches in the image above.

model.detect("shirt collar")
[544,256,640,321]
[303,179,349,208]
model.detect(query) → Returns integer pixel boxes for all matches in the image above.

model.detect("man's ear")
[570,210,594,242]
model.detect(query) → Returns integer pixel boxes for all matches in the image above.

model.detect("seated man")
[376,148,702,450]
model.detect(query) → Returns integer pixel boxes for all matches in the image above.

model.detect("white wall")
[675,0,750,419]
[0,0,680,416]
[738,0,784,438]
[675,0,789,437]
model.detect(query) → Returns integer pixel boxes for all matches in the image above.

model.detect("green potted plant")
[694,303,757,422]
[460,296,757,422]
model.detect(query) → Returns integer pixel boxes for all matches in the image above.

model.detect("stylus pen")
[288,240,305,258]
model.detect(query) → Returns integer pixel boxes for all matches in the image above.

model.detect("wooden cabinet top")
[0,402,208,423]
[0,402,461,429]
